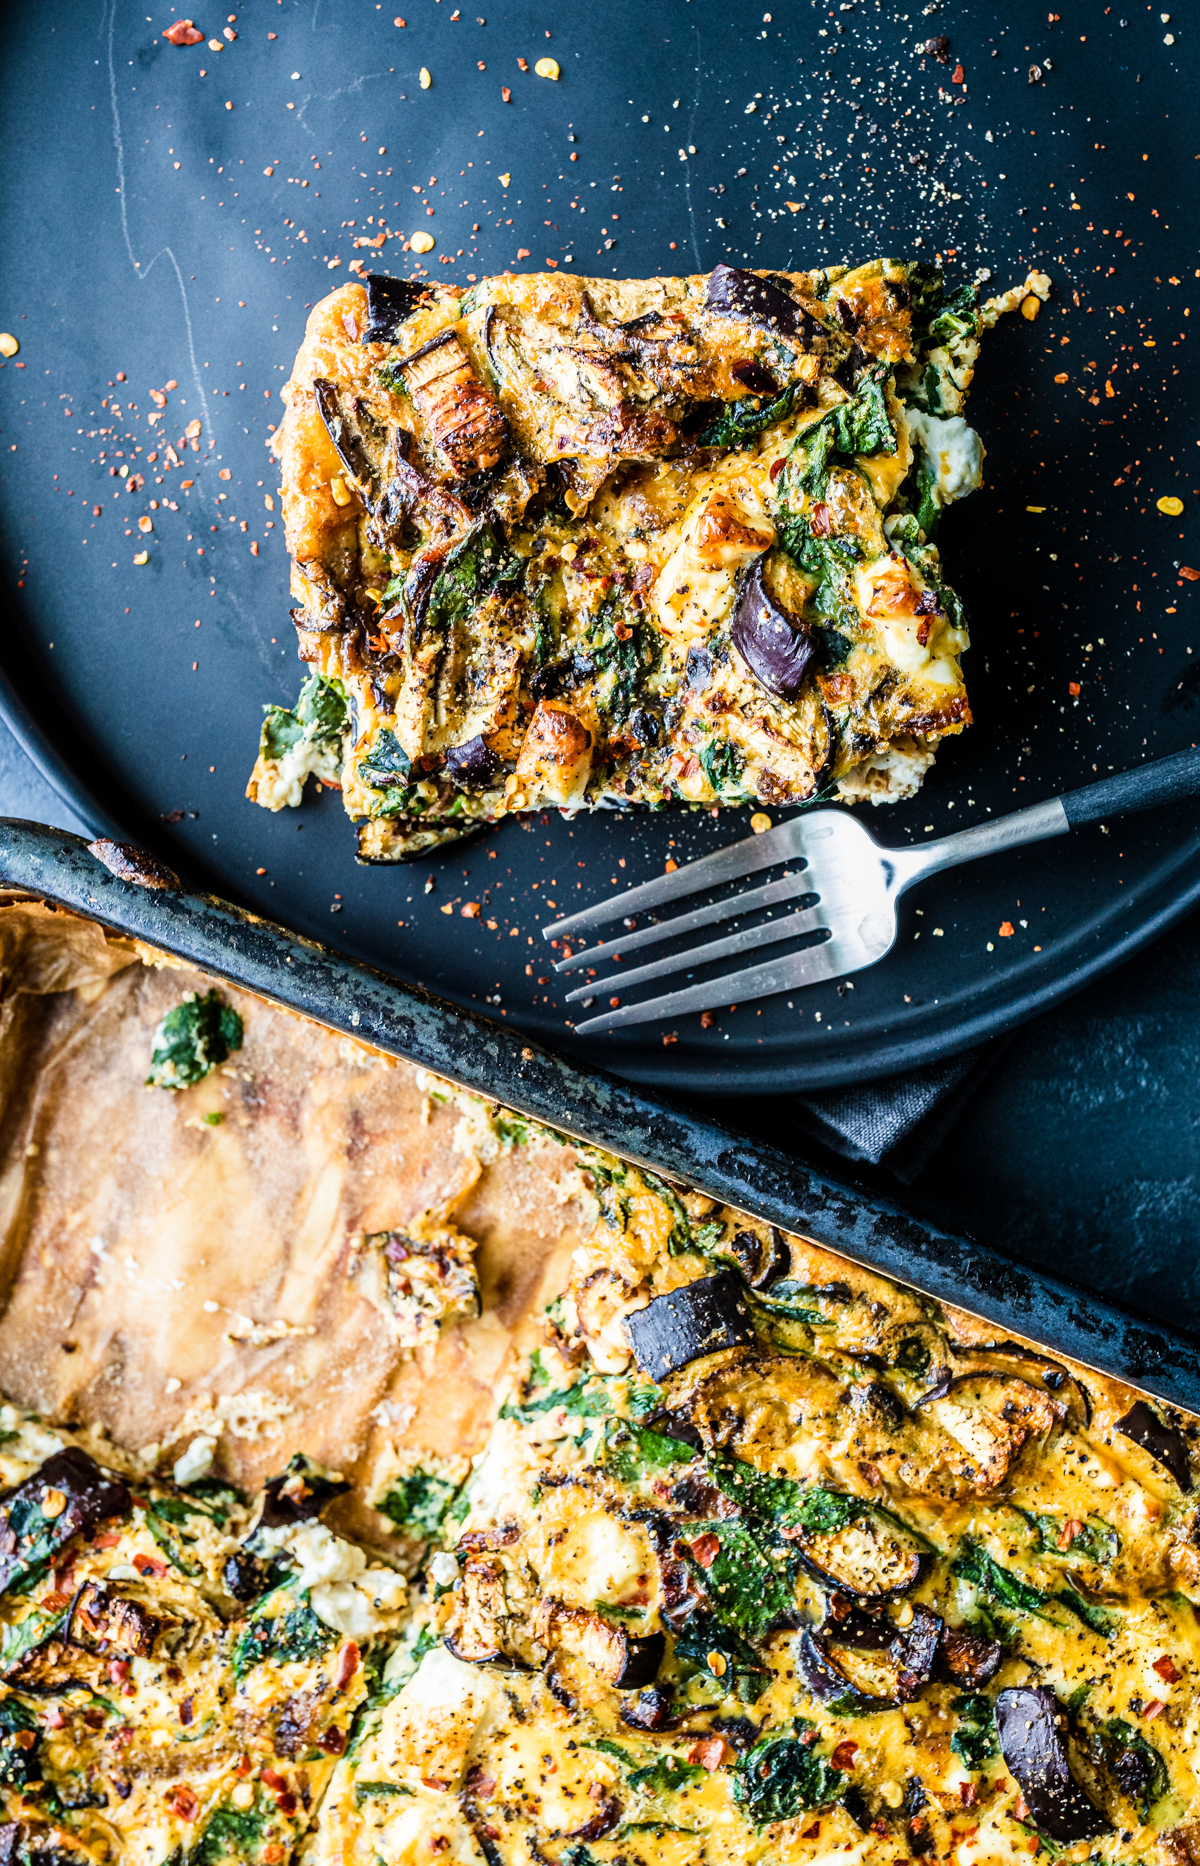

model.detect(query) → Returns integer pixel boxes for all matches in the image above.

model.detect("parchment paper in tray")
[0,897,590,1547]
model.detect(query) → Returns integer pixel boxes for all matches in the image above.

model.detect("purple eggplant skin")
[362,273,429,343]
[728,1226,791,1290]
[820,1604,943,1702]
[613,1630,666,1690]
[1115,1399,1193,1492]
[444,735,501,789]
[0,1450,131,1592]
[624,1270,757,1380]
[256,1453,349,1532]
[891,1606,942,1701]
[995,1687,1111,1843]
[730,358,780,398]
[731,558,818,702]
[705,264,819,343]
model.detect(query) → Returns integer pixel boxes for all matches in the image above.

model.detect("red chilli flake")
[688,1532,720,1569]
[1153,1655,1182,1684]
[168,1786,200,1822]
[164,18,203,43]
[830,1740,859,1771]
[335,1641,361,1691]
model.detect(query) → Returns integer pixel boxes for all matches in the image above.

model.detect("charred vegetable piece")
[705,263,815,341]
[700,383,802,450]
[1115,1399,1193,1491]
[1099,1719,1169,1821]
[538,1602,664,1689]
[723,1226,791,1290]
[795,1512,924,1600]
[995,1686,1110,1843]
[363,272,429,342]
[619,1683,677,1731]
[938,1623,1002,1688]
[312,377,382,498]
[146,989,244,1091]
[254,1454,349,1533]
[444,734,502,789]
[66,1582,162,1658]
[393,329,508,477]
[0,1450,131,1595]
[733,1726,846,1824]
[731,558,818,701]
[624,1270,756,1378]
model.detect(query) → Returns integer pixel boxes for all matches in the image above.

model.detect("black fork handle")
[1059,745,1200,829]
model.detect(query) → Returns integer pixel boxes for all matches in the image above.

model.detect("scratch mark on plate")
[103,0,213,444]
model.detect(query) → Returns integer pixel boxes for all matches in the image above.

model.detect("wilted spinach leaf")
[376,1469,462,1541]
[146,989,244,1091]
[950,1693,998,1769]
[699,382,801,449]
[734,1730,845,1823]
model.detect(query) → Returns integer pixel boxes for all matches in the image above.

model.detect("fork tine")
[542,813,833,940]
[552,870,818,974]
[572,935,847,1036]
[564,903,827,1003]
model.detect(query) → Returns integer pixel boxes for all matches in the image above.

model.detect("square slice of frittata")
[249,261,1038,859]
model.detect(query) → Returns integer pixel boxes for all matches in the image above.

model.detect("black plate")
[1,0,1197,1093]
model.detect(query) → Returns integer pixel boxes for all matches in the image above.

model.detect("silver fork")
[541,748,1200,1037]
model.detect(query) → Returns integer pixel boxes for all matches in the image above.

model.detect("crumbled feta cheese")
[173,1435,216,1487]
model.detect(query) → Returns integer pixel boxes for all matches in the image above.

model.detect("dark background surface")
[2,0,1200,1334]
[1,0,1199,1090]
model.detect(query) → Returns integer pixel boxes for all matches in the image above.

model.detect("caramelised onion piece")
[362,272,429,343]
[444,735,502,789]
[731,558,817,702]
[705,263,814,341]
[996,1687,1110,1843]
[1115,1399,1193,1492]
[624,1270,757,1380]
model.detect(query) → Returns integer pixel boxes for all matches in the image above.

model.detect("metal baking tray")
[3,815,1196,1416]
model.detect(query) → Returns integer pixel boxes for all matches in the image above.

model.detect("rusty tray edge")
[2,817,1196,1414]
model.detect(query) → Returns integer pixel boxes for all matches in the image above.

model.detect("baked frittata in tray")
[1,899,1196,1866]
[248,263,1046,860]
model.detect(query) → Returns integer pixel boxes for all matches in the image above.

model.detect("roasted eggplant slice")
[995,1686,1111,1843]
[65,1581,163,1659]
[312,378,383,502]
[0,1449,130,1595]
[363,272,430,342]
[624,1270,757,1379]
[619,1683,677,1730]
[793,1511,923,1600]
[705,263,816,342]
[1115,1399,1193,1492]
[731,558,818,701]
[536,1600,664,1689]
[797,1628,896,1714]
[937,1623,1003,1688]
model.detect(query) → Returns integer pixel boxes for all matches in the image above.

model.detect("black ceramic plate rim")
[2,814,1199,1415]
[4,670,1200,1093]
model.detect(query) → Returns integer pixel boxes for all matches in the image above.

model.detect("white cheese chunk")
[903,409,985,506]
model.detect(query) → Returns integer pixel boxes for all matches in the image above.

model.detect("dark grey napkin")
[793,1038,1009,1181]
